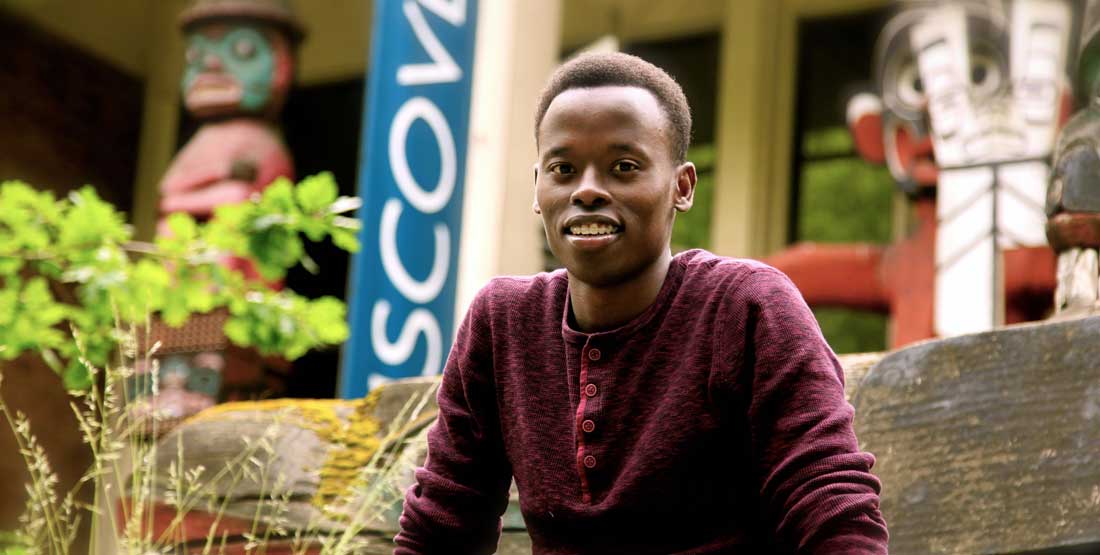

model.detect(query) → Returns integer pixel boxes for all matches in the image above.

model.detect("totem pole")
[161,0,301,232]
[1048,0,1100,316]
[769,0,1073,346]
[132,0,304,427]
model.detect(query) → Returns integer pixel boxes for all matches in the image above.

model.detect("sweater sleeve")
[393,290,513,555]
[740,268,889,554]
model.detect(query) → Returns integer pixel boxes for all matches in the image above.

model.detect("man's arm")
[739,268,889,554]
[394,291,513,555]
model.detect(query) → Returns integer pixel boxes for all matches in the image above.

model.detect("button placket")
[575,342,604,503]
[584,383,598,397]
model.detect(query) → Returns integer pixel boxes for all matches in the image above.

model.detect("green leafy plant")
[0,172,359,389]
[0,173,442,553]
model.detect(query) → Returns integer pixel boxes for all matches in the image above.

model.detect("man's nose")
[570,167,610,207]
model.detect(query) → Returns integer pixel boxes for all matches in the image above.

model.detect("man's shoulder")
[473,269,569,312]
[676,249,795,300]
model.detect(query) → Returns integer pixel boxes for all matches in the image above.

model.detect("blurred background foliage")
[672,131,895,354]
[797,127,892,354]
[671,143,714,253]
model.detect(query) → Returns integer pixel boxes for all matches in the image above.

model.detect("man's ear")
[532,164,541,214]
[673,161,697,213]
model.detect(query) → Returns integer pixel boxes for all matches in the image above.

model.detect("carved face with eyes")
[181,21,294,118]
[849,0,1074,195]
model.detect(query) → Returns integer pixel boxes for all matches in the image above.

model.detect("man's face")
[535,85,695,287]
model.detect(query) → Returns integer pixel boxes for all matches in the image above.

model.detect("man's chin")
[561,257,632,289]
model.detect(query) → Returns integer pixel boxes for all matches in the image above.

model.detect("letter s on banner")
[339,0,478,399]
[371,300,442,377]
[379,198,450,304]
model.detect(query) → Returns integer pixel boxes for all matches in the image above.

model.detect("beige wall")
[553,0,886,259]
[559,0,722,51]
[6,0,891,281]
[3,0,374,238]
[455,0,563,323]
[711,0,888,258]
[2,0,152,76]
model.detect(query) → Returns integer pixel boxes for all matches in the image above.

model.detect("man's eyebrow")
[609,143,644,155]
[546,146,570,158]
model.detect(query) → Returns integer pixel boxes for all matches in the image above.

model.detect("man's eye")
[550,163,575,175]
[612,161,639,172]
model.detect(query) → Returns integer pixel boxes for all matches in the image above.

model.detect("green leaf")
[300,219,328,242]
[0,258,22,276]
[62,359,93,391]
[258,177,298,215]
[167,212,198,242]
[58,187,130,249]
[330,228,361,253]
[225,317,255,347]
[161,294,190,327]
[248,228,303,280]
[295,172,338,214]
[307,296,349,344]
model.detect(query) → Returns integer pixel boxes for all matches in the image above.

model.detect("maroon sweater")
[394,250,888,554]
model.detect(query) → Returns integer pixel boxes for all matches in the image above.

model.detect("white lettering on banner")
[397,0,462,86]
[369,0,466,384]
[419,0,466,26]
[389,96,457,214]
[379,198,450,304]
[370,299,442,377]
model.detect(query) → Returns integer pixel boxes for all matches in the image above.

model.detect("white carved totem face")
[878,0,1074,336]
[903,0,1071,167]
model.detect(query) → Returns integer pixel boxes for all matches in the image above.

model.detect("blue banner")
[340,0,479,398]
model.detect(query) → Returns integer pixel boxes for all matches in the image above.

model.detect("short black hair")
[535,52,692,162]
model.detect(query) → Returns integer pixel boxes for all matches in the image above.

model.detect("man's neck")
[568,249,673,332]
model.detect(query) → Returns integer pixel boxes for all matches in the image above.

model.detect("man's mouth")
[562,217,623,250]
[568,223,621,236]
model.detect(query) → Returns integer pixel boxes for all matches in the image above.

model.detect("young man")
[394,52,889,554]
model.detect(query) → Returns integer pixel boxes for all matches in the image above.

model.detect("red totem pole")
[767,0,1071,347]
[132,0,304,427]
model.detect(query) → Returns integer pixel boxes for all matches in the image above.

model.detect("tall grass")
[0,324,435,555]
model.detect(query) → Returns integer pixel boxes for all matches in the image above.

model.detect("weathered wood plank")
[852,316,1100,555]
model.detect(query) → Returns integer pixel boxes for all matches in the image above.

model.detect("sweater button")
[588,348,601,361]
[584,383,598,397]
[582,419,596,433]
[583,455,597,469]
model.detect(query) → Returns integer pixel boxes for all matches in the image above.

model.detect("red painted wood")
[763,242,888,312]
[119,498,267,543]
[117,498,329,552]
[767,198,1056,348]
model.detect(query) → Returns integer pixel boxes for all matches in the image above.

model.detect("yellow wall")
[6,0,890,257]
[553,0,888,259]
[3,0,152,76]
[711,0,888,258]
[3,0,373,238]
[559,0,722,51]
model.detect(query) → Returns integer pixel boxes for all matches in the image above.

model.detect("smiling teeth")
[570,223,619,236]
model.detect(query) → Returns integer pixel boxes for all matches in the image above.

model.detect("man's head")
[535,52,693,163]
[533,52,697,288]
